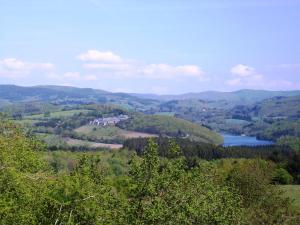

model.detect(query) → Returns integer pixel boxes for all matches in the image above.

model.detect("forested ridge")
[1,119,300,224]
[124,137,300,183]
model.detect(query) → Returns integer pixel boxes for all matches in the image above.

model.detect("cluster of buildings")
[89,114,129,126]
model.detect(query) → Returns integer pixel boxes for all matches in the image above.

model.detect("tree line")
[124,137,300,184]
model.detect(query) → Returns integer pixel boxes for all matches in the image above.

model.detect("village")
[89,114,129,126]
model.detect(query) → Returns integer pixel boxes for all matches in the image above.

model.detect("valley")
[1,85,299,149]
[1,85,299,224]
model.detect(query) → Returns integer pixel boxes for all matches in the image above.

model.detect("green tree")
[226,159,296,225]
[0,120,49,224]
[272,167,294,184]
[127,139,244,225]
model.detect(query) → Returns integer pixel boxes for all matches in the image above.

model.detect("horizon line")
[1,83,299,96]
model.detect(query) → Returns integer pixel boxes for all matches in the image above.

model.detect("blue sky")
[1,0,300,94]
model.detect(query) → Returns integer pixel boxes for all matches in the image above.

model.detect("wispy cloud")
[78,50,205,80]
[227,64,263,87]
[0,58,54,78]
[230,64,256,77]
[142,64,204,78]
[77,50,123,63]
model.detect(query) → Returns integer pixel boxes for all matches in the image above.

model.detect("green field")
[154,112,176,116]
[64,137,123,149]
[36,133,123,149]
[35,133,67,147]
[24,109,91,119]
[75,126,125,143]
[74,125,157,143]
[280,185,300,211]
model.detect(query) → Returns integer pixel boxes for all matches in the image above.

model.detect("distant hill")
[0,84,159,111]
[251,95,300,119]
[1,84,299,144]
[0,84,130,102]
[131,89,300,104]
[1,85,299,105]
[230,95,300,119]
[224,95,300,140]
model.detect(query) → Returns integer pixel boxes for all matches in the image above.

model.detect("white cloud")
[77,50,123,63]
[1,58,27,70]
[177,65,203,76]
[230,64,256,77]
[78,50,205,80]
[227,64,263,87]
[0,58,54,78]
[1,58,54,71]
[142,64,204,78]
[226,64,299,90]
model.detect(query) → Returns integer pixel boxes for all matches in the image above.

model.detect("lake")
[222,134,274,147]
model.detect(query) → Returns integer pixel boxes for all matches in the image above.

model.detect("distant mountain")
[1,85,300,108]
[0,85,122,102]
[131,89,300,103]
[0,85,159,110]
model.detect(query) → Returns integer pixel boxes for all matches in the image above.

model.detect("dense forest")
[124,137,300,184]
[1,119,300,224]
[0,86,300,224]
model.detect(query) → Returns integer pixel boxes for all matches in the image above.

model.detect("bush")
[273,168,294,184]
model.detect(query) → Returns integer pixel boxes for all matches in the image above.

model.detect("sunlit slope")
[118,114,223,145]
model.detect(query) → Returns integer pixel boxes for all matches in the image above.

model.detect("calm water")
[222,134,273,147]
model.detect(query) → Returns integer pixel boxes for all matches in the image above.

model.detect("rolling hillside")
[132,89,300,103]
[2,85,300,106]
[5,102,222,147]
[118,114,223,145]
[224,95,300,140]
[1,84,298,144]
[0,85,159,111]
[249,95,300,119]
